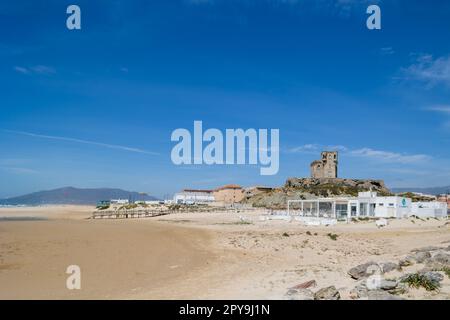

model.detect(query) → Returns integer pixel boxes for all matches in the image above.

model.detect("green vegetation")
[96,204,110,210]
[282,232,289,237]
[218,221,253,225]
[398,192,435,202]
[306,231,312,236]
[441,267,450,278]
[118,203,138,210]
[401,273,440,291]
[327,233,338,241]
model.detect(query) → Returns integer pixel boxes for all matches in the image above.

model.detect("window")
[388,203,394,207]
[378,203,384,206]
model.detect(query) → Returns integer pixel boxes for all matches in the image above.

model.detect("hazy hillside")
[0,187,159,205]
[391,186,450,195]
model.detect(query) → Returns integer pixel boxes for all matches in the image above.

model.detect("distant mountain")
[391,186,450,196]
[0,187,159,206]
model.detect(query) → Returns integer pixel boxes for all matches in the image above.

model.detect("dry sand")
[0,206,449,299]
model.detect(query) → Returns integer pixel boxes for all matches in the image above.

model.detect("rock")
[366,276,398,291]
[367,290,404,300]
[399,256,415,267]
[380,262,400,273]
[349,282,368,299]
[379,279,398,290]
[376,219,388,228]
[388,282,408,295]
[314,286,340,300]
[422,260,446,272]
[285,288,314,300]
[348,261,380,280]
[290,280,317,290]
[431,252,450,266]
[412,251,431,263]
[411,246,442,253]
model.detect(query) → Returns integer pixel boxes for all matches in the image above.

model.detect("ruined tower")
[310,151,338,179]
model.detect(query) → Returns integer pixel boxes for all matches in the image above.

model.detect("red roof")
[182,189,213,193]
[215,184,242,191]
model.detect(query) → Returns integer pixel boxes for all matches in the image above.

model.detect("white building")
[173,189,215,205]
[110,199,129,205]
[287,192,447,222]
[411,201,447,218]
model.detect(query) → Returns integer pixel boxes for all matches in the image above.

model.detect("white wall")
[411,202,447,218]
[174,192,215,204]
[374,196,411,218]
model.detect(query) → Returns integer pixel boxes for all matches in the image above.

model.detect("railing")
[91,207,260,219]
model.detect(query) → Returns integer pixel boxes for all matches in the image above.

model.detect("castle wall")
[310,151,338,179]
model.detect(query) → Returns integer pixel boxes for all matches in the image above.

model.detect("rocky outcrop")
[243,177,391,209]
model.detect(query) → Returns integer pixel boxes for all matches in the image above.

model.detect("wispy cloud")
[288,144,430,164]
[425,105,450,115]
[380,47,395,55]
[348,148,430,164]
[400,54,450,87]
[3,130,160,156]
[3,167,39,175]
[13,65,56,75]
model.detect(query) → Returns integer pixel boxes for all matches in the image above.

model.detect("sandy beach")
[0,205,449,299]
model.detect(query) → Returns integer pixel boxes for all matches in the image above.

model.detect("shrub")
[401,273,440,291]
[327,233,338,241]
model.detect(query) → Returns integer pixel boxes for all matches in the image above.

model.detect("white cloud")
[288,144,430,164]
[349,148,431,164]
[4,167,39,175]
[4,130,160,156]
[288,144,347,154]
[380,47,395,55]
[288,143,320,153]
[401,54,450,87]
[426,105,450,115]
[14,66,30,74]
[14,65,55,75]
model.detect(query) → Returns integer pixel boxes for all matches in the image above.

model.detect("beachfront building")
[411,202,448,218]
[110,199,129,205]
[213,184,245,204]
[287,191,447,222]
[437,194,450,212]
[173,189,215,205]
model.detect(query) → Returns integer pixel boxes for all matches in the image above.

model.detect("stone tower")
[310,151,338,179]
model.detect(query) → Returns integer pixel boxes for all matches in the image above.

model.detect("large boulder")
[348,262,380,280]
[431,252,450,266]
[380,262,401,273]
[411,251,432,263]
[314,286,340,300]
[399,256,415,267]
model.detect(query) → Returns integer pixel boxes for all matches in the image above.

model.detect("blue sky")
[1,0,450,199]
